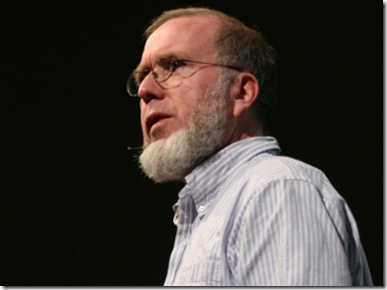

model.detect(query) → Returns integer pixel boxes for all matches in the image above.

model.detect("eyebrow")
[135,51,190,72]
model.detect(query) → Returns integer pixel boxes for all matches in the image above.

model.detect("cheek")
[179,97,199,122]
[138,83,207,142]
[176,87,203,117]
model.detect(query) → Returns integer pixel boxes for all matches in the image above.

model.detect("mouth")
[146,112,172,134]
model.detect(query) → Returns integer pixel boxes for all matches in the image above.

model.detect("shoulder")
[223,154,344,207]
[231,154,323,187]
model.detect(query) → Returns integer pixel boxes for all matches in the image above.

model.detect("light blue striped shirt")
[163,136,372,286]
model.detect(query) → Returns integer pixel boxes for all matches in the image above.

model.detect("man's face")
[137,16,226,146]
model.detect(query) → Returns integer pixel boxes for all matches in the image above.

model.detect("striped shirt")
[163,136,372,286]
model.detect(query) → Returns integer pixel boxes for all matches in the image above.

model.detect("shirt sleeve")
[227,178,355,286]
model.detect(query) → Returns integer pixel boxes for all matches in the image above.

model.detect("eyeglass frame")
[126,58,244,97]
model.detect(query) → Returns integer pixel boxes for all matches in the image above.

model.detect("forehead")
[140,16,221,65]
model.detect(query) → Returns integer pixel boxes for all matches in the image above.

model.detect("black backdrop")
[3,0,383,286]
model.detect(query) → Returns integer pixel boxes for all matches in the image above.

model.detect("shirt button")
[182,238,188,245]
[198,205,206,212]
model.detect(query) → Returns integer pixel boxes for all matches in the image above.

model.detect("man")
[127,7,372,286]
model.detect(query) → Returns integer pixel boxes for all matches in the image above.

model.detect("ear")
[232,73,259,117]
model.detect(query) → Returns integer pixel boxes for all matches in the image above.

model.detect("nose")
[137,73,163,104]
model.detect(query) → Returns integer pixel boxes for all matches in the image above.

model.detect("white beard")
[139,79,230,183]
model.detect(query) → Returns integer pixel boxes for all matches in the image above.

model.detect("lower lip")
[150,117,171,134]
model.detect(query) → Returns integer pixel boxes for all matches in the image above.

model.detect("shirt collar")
[178,136,280,219]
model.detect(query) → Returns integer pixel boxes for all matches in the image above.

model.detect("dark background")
[3,0,383,286]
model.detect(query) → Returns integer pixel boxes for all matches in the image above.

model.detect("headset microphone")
[127,146,143,151]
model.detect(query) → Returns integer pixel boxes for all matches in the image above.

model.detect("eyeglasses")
[127,57,243,97]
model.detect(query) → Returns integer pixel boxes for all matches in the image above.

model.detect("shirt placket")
[164,191,197,285]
